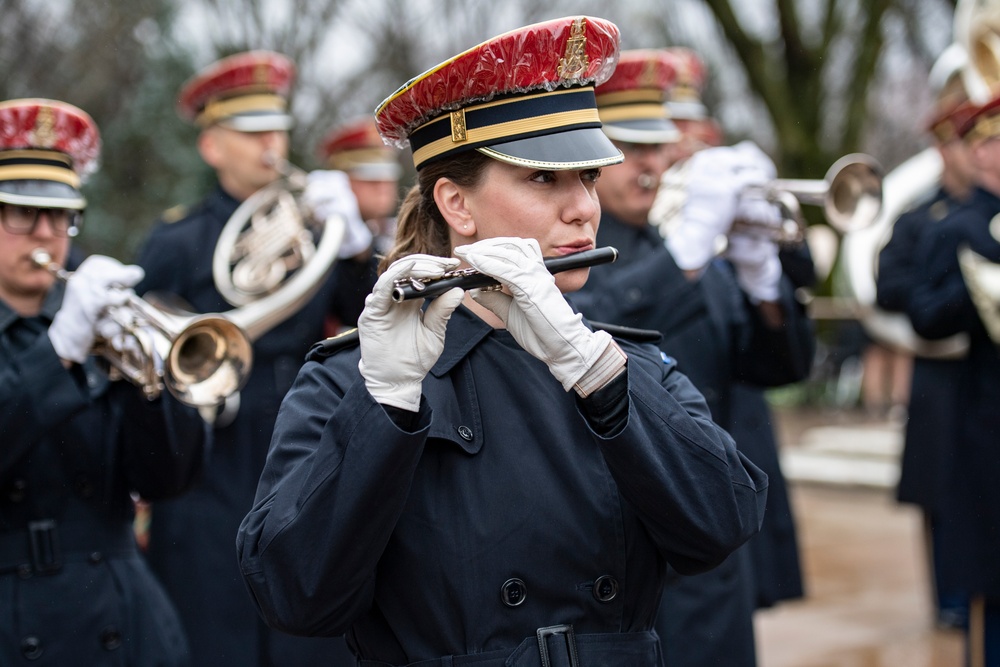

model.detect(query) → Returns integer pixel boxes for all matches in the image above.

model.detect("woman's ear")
[434,177,476,238]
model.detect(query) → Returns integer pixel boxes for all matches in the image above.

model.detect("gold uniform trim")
[0,149,72,166]
[0,163,80,187]
[412,108,601,167]
[197,94,286,127]
[595,89,665,107]
[968,114,1000,143]
[599,104,670,124]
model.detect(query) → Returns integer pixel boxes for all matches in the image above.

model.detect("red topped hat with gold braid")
[596,49,680,144]
[375,16,624,170]
[0,98,100,210]
[178,50,295,132]
[318,116,402,181]
[663,47,709,122]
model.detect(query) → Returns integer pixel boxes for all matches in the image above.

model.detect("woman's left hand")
[455,237,613,392]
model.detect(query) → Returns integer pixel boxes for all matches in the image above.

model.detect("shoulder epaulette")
[305,328,360,362]
[160,204,189,224]
[589,320,662,344]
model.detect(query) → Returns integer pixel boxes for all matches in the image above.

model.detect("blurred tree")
[0,0,204,260]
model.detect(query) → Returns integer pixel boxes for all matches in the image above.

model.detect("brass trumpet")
[734,153,884,243]
[34,249,253,408]
[652,153,884,246]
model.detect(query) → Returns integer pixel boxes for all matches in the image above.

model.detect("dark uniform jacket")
[908,186,1000,598]
[569,214,814,667]
[877,188,965,510]
[135,185,372,667]
[237,305,768,666]
[0,283,206,666]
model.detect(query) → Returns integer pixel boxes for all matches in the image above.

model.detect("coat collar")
[429,304,495,377]
[0,281,64,333]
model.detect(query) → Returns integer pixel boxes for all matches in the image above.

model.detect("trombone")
[33,249,253,408]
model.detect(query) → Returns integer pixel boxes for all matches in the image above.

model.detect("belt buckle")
[536,624,579,667]
[28,519,61,574]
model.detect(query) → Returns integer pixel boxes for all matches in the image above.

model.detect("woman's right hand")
[357,254,464,411]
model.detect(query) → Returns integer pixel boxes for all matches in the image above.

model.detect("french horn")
[840,0,1000,357]
[33,249,253,408]
[211,152,345,339]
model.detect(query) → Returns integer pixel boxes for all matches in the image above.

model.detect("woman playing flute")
[237,16,766,666]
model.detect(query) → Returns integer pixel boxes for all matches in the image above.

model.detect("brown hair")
[379,151,492,272]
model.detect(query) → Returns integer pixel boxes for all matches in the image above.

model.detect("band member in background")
[876,45,978,631]
[319,116,404,258]
[908,89,1000,665]
[662,46,723,164]
[664,46,809,612]
[0,98,207,666]
[570,48,814,667]
[237,17,766,665]
[134,51,370,667]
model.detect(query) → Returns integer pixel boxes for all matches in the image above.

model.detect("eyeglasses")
[0,204,81,238]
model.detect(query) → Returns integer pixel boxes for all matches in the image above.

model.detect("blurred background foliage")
[0,0,958,262]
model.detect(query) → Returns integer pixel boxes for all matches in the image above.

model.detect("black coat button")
[500,578,527,607]
[101,627,122,650]
[593,575,619,603]
[88,552,103,564]
[16,564,32,580]
[457,425,474,441]
[21,635,43,660]
[8,478,27,503]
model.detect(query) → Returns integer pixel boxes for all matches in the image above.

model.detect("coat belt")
[358,627,661,667]
[0,518,137,576]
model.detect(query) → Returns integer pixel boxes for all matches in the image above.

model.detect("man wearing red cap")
[134,51,368,667]
[907,79,1000,665]
[876,45,978,633]
[239,17,767,666]
[0,98,207,665]
[570,48,814,667]
[319,116,404,257]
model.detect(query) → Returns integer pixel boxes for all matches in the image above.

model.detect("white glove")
[730,141,781,225]
[726,233,782,302]
[357,254,465,411]
[454,238,615,393]
[663,142,774,271]
[49,255,145,364]
[303,170,373,259]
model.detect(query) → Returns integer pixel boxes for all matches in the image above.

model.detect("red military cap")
[375,16,624,171]
[177,50,295,131]
[663,47,710,122]
[318,116,402,181]
[0,98,100,210]
[925,44,975,143]
[595,49,680,144]
[960,93,1000,142]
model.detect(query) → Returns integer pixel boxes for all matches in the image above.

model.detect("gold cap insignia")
[557,18,589,80]
[33,106,56,148]
[451,109,468,143]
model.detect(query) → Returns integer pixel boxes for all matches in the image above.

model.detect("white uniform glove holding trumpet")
[303,170,373,259]
[48,255,145,364]
[658,140,777,271]
[455,237,624,397]
[358,254,465,412]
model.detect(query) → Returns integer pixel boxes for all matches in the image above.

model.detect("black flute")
[391,246,618,302]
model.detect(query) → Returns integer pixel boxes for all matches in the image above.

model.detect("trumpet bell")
[165,315,253,408]
[824,154,884,234]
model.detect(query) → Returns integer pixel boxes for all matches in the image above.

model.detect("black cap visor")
[477,126,623,170]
